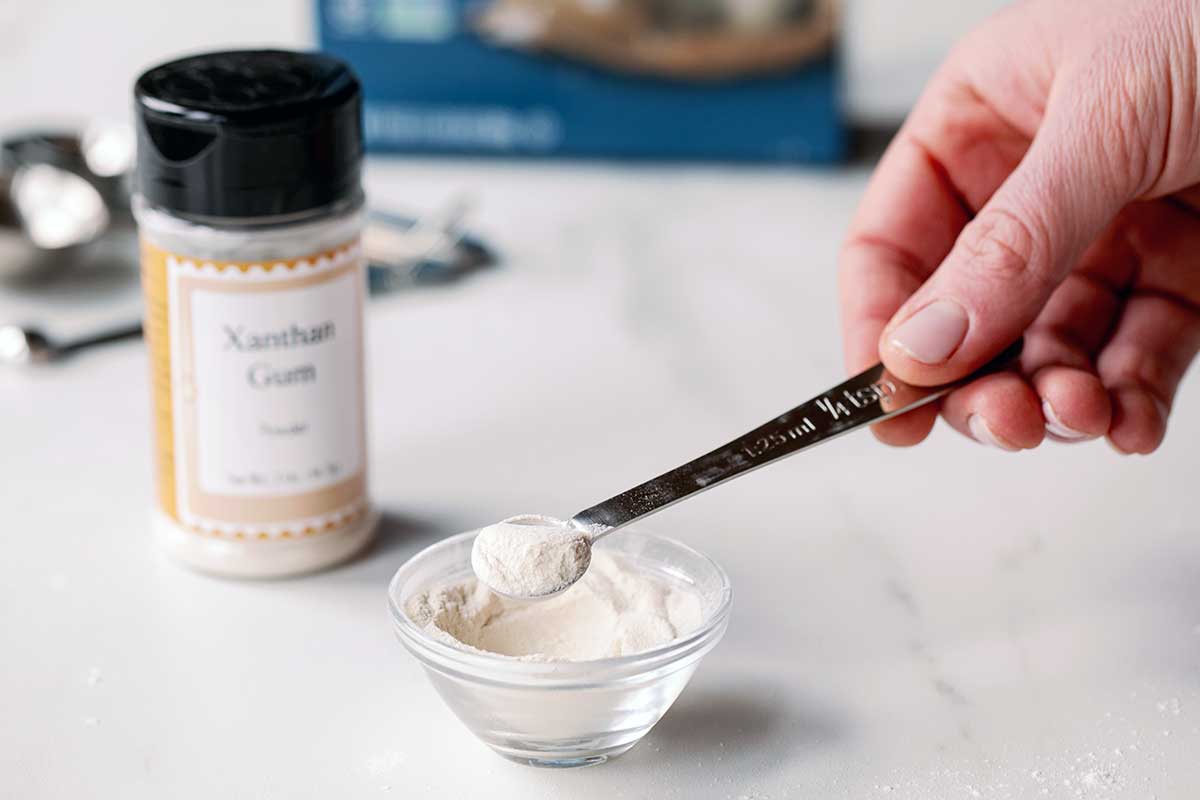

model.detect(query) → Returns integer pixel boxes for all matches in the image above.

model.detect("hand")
[839,0,1200,454]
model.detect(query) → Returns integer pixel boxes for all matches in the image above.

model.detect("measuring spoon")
[479,339,1023,599]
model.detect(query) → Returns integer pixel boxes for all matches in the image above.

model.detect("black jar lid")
[134,50,363,220]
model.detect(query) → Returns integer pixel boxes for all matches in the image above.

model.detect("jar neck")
[135,190,364,231]
[134,193,365,263]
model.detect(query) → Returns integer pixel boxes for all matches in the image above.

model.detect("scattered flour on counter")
[470,514,592,598]
[1155,698,1181,715]
[407,549,703,661]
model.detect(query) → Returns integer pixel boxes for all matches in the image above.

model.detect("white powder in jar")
[406,549,704,661]
[470,514,593,598]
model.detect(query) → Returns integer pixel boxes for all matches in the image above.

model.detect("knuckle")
[1098,344,1176,405]
[956,208,1048,289]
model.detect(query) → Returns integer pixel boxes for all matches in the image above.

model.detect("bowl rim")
[387,528,733,680]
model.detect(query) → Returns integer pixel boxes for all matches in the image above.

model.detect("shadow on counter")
[612,681,847,784]
[308,509,460,586]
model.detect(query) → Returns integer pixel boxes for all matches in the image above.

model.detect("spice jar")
[134,50,376,577]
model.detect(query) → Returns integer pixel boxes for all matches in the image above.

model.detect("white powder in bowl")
[406,549,705,661]
[470,514,592,598]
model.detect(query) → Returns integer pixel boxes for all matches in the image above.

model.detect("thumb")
[877,96,1136,385]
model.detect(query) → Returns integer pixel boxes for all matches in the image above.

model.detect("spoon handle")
[56,322,144,356]
[571,339,1024,535]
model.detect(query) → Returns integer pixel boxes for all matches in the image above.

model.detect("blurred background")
[2,0,1007,126]
[0,0,1009,353]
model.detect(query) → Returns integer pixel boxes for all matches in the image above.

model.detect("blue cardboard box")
[317,0,844,162]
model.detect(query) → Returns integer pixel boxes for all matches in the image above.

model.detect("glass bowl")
[387,528,732,768]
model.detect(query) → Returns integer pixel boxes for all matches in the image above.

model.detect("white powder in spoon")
[470,514,593,598]
[406,549,704,661]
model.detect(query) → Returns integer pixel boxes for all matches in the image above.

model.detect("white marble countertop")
[2,158,1198,799]
[4,0,1199,796]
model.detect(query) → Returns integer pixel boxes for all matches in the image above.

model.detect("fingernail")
[1041,399,1090,442]
[967,413,1019,451]
[888,300,969,364]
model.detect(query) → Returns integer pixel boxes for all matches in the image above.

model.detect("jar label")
[141,239,368,539]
